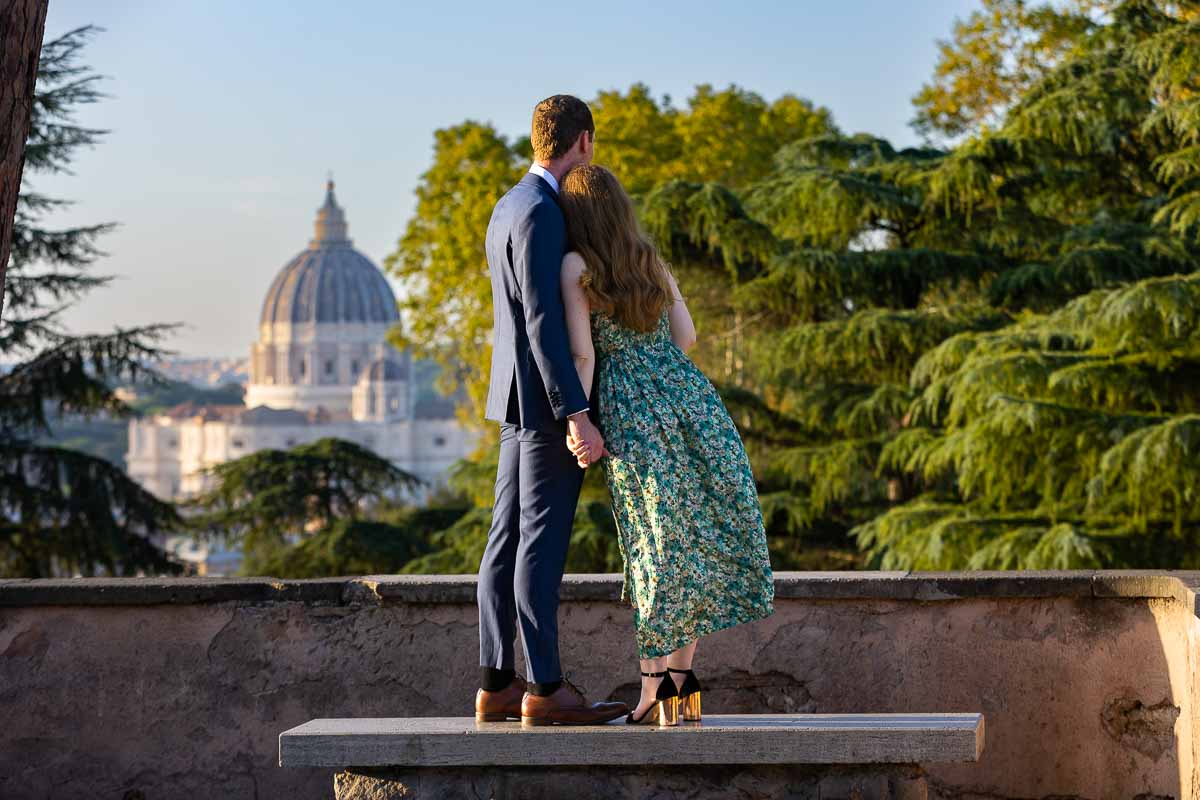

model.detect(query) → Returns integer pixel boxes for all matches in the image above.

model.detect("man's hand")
[567,412,605,468]
[567,432,610,469]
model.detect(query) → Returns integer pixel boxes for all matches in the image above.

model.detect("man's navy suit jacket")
[484,172,589,434]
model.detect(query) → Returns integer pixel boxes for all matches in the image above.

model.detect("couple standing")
[474,95,775,727]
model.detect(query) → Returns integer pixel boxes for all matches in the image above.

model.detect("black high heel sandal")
[668,667,702,722]
[625,670,680,727]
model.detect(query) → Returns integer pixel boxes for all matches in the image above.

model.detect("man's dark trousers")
[478,423,584,684]
[477,172,591,686]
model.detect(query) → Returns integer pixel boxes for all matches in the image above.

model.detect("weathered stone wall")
[333,764,930,800]
[2,571,1198,800]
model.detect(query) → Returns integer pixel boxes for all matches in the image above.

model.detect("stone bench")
[279,713,985,799]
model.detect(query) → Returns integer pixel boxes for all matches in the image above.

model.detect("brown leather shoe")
[520,677,629,726]
[475,674,527,722]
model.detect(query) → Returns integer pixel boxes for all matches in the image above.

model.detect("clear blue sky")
[39,0,979,358]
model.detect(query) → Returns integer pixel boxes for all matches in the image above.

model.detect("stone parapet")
[2,571,1198,799]
[4,569,1199,608]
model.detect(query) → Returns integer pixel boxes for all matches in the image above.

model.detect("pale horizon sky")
[34,1,980,358]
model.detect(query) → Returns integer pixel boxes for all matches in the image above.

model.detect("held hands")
[566,413,608,469]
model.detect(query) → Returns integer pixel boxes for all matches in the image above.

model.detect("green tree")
[641,133,1004,567]
[388,85,839,436]
[675,84,837,188]
[590,83,682,196]
[912,0,1106,139]
[184,437,423,576]
[400,452,623,575]
[598,84,839,393]
[389,84,839,572]
[0,27,182,578]
[858,1,1200,568]
[250,507,468,578]
[385,122,523,436]
[644,1,1199,570]
[394,5,1197,573]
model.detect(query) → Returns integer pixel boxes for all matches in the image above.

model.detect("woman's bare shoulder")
[561,251,587,282]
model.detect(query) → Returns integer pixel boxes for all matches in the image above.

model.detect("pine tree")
[856,1,1200,569]
[183,437,423,576]
[0,27,182,578]
[638,1,1199,569]
[640,133,1005,566]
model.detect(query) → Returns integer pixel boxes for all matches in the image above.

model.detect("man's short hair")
[531,95,594,162]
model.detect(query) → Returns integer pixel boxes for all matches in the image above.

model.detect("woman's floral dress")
[591,308,775,658]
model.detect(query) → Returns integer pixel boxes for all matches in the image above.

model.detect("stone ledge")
[0,576,347,606]
[2,571,1198,609]
[279,714,984,768]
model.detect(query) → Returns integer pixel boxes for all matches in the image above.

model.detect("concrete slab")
[279,713,984,768]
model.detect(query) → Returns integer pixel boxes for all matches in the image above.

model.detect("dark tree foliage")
[248,509,468,579]
[397,447,625,575]
[1,27,181,578]
[183,437,424,575]
[389,2,1198,573]
[645,1,1200,569]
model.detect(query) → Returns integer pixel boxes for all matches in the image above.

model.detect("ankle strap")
[640,670,668,677]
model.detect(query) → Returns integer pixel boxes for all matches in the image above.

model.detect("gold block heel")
[659,695,679,727]
[681,691,701,722]
[627,669,680,727]
[668,667,703,723]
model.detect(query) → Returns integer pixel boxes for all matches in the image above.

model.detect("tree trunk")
[0,0,49,321]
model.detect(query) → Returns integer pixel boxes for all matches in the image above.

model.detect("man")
[474,95,628,726]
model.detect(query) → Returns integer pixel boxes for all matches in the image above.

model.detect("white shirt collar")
[528,163,559,194]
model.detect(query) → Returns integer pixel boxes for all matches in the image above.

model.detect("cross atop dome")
[311,176,350,248]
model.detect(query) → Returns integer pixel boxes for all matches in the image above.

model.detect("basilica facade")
[126,181,475,506]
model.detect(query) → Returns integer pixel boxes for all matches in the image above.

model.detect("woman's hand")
[567,432,609,468]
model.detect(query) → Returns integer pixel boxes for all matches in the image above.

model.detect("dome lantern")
[257,180,399,327]
[311,178,350,248]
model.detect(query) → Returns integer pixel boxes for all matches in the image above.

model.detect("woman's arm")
[665,270,697,352]
[560,252,596,409]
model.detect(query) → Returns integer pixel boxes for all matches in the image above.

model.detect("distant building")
[147,356,249,389]
[127,181,477,573]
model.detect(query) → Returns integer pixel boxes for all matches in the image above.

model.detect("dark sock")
[481,667,515,692]
[528,679,562,697]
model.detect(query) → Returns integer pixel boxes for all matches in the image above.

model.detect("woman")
[558,164,775,727]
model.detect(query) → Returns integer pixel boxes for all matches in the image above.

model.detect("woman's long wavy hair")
[560,164,673,333]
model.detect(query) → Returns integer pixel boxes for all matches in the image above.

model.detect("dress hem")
[635,598,775,660]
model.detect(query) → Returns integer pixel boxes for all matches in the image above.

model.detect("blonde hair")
[560,165,673,333]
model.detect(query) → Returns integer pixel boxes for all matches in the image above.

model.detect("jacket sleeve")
[513,201,589,419]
